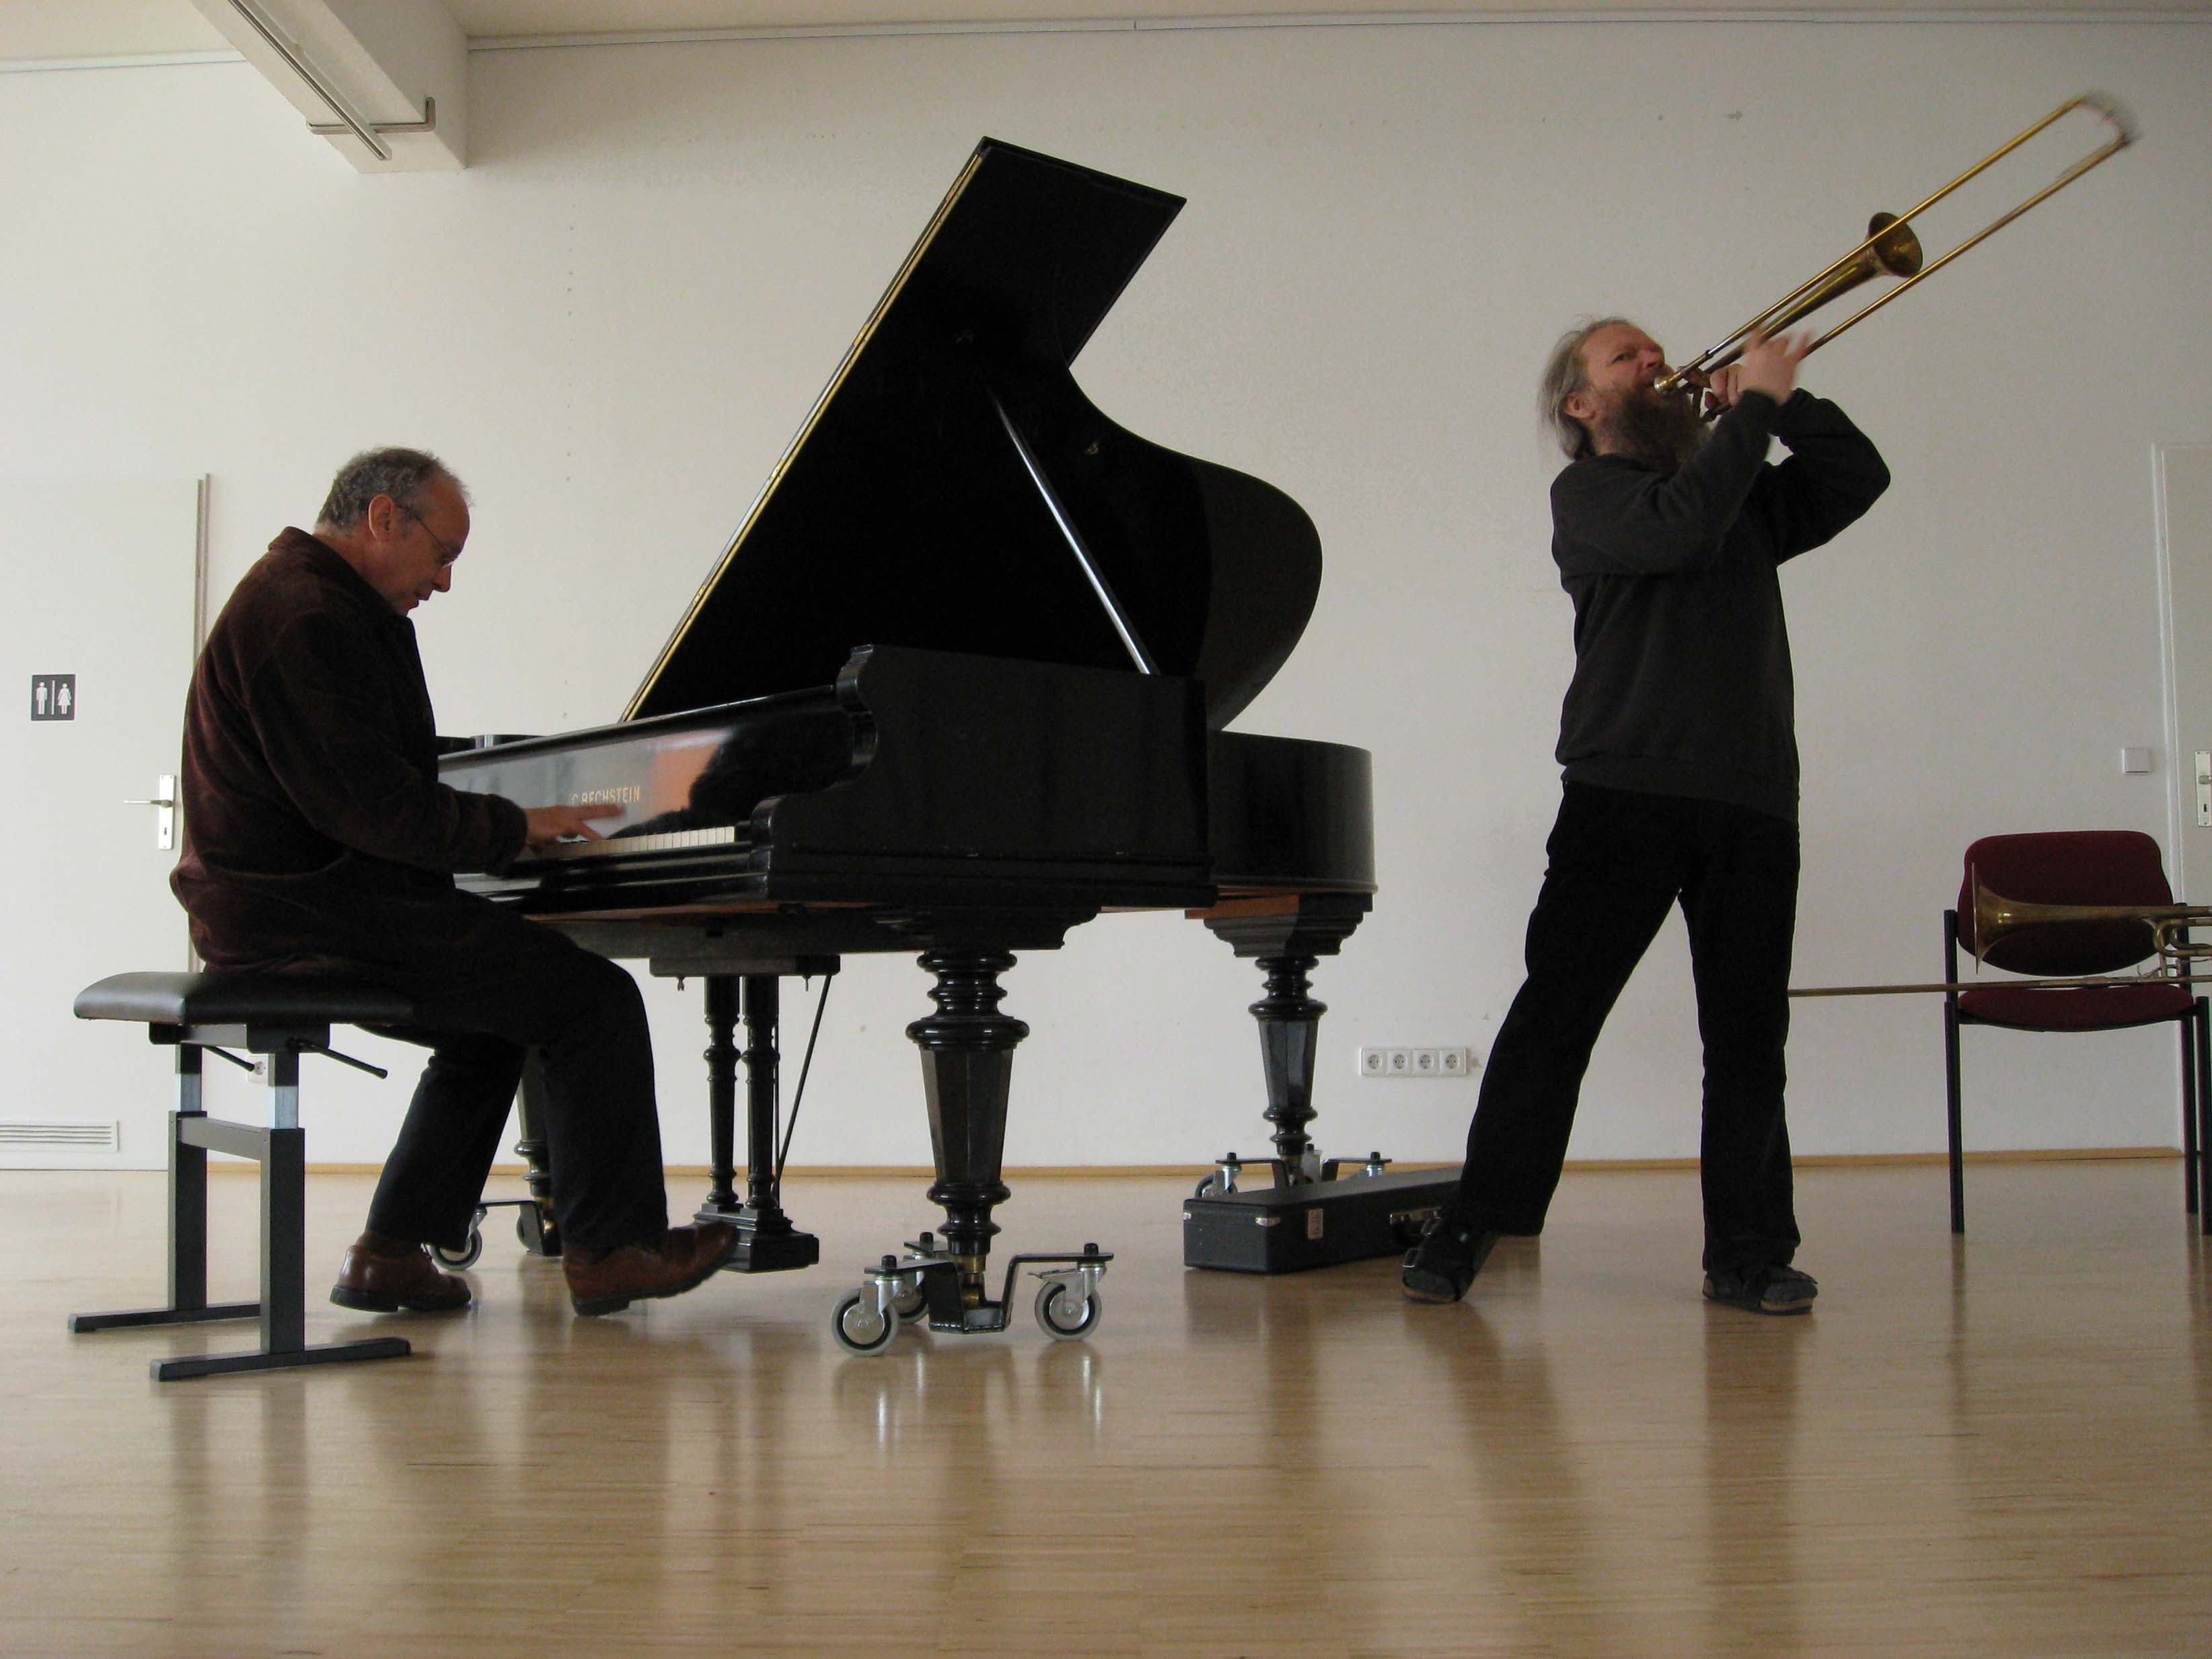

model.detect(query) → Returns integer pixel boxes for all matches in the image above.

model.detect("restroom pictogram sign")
[31,675,75,721]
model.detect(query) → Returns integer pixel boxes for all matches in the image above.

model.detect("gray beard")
[1600,386,1707,474]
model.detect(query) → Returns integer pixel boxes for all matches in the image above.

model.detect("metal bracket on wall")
[307,95,436,147]
[223,0,431,162]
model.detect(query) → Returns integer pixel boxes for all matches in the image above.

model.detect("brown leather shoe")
[563,1222,738,1317]
[330,1230,472,1313]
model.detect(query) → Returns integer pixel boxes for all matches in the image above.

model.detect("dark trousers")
[1452,783,1802,1272]
[342,897,670,1255]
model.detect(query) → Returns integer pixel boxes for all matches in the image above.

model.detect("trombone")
[1655,92,2137,406]
[1792,875,2212,1000]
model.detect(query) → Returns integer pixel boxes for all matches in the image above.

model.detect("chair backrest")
[1956,830,2173,976]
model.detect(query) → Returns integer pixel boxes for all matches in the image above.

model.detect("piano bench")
[67,971,418,1382]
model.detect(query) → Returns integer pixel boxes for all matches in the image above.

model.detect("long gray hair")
[316,447,466,530]
[1538,316,1633,461]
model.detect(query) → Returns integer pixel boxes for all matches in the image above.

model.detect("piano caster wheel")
[1034,1278,1103,1342]
[433,1211,486,1271]
[1195,1152,1243,1198]
[1391,1213,1436,1249]
[891,1281,928,1325]
[517,1208,559,1255]
[832,1289,899,1357]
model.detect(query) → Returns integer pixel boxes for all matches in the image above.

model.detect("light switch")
[2120,747,2153,774]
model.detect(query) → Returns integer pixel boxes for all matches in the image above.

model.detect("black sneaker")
[1702,1262,1818,1315]
[1401,1220,1500,1304]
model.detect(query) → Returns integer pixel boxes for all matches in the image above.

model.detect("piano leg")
[739,976,778,1218]
[908,945,1023,1300]
[700,974,742,1216]
[1198,893,1369,1187]
[1186,893,1454,1272]
[1252,950,1326,1185]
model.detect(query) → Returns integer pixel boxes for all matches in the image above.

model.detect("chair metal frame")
[1941,899,2209,1237]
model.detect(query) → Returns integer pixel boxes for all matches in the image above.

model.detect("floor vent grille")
[0,1121,121,1150]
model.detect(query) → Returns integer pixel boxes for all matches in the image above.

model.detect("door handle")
[125,774,177,851]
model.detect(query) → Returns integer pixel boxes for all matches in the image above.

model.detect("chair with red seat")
[1944,830,2209,1234]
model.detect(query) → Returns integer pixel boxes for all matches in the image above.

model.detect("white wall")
[5,17,2209,1172]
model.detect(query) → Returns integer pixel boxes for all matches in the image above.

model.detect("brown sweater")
[171,528,528,971]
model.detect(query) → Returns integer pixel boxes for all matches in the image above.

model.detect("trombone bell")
[1697,214,1923,381]
[1970,875,2207,973]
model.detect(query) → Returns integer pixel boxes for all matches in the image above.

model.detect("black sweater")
[1548,389,1889,823]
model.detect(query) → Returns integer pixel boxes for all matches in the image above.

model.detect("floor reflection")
[1396,1249,1631,1658]
[1699,1301,1807,1655]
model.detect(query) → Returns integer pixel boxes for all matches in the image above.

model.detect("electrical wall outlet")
[1358,1045,1477,1078]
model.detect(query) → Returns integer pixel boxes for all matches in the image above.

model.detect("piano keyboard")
[523,825,743,862]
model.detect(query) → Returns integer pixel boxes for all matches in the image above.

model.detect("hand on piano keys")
[523,802,622,848]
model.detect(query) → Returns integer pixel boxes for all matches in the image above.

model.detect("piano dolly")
[833,1232,1113,1356]
[432,1197,551,1269]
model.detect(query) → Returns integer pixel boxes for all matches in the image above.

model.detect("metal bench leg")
[71,1045,259,1334]
[70,1039,410,1379]
[150,1052,409,1381]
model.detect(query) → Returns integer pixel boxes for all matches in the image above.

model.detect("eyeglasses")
[407,512,464,566]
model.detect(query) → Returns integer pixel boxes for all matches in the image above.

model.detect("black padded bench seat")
[70,970,419,1381]
[75,971,415,1031]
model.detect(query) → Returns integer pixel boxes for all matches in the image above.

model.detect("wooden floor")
[3,1159,2209,1658]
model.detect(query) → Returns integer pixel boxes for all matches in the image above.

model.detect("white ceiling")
[5,0,2208,62]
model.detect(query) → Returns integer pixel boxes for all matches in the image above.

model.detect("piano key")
[523,825,743,862]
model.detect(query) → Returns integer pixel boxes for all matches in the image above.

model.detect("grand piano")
[441,139,1439,1354]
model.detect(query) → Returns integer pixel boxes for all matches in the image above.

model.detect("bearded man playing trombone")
[1402,320,1889,1315]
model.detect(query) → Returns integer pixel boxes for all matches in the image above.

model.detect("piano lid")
[626,138,1322,731]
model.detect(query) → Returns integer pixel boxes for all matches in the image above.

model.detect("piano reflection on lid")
[442,137,1427,1354]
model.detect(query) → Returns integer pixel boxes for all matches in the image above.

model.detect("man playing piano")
[172,448,737,1317]
[1402,323,1888,1315]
